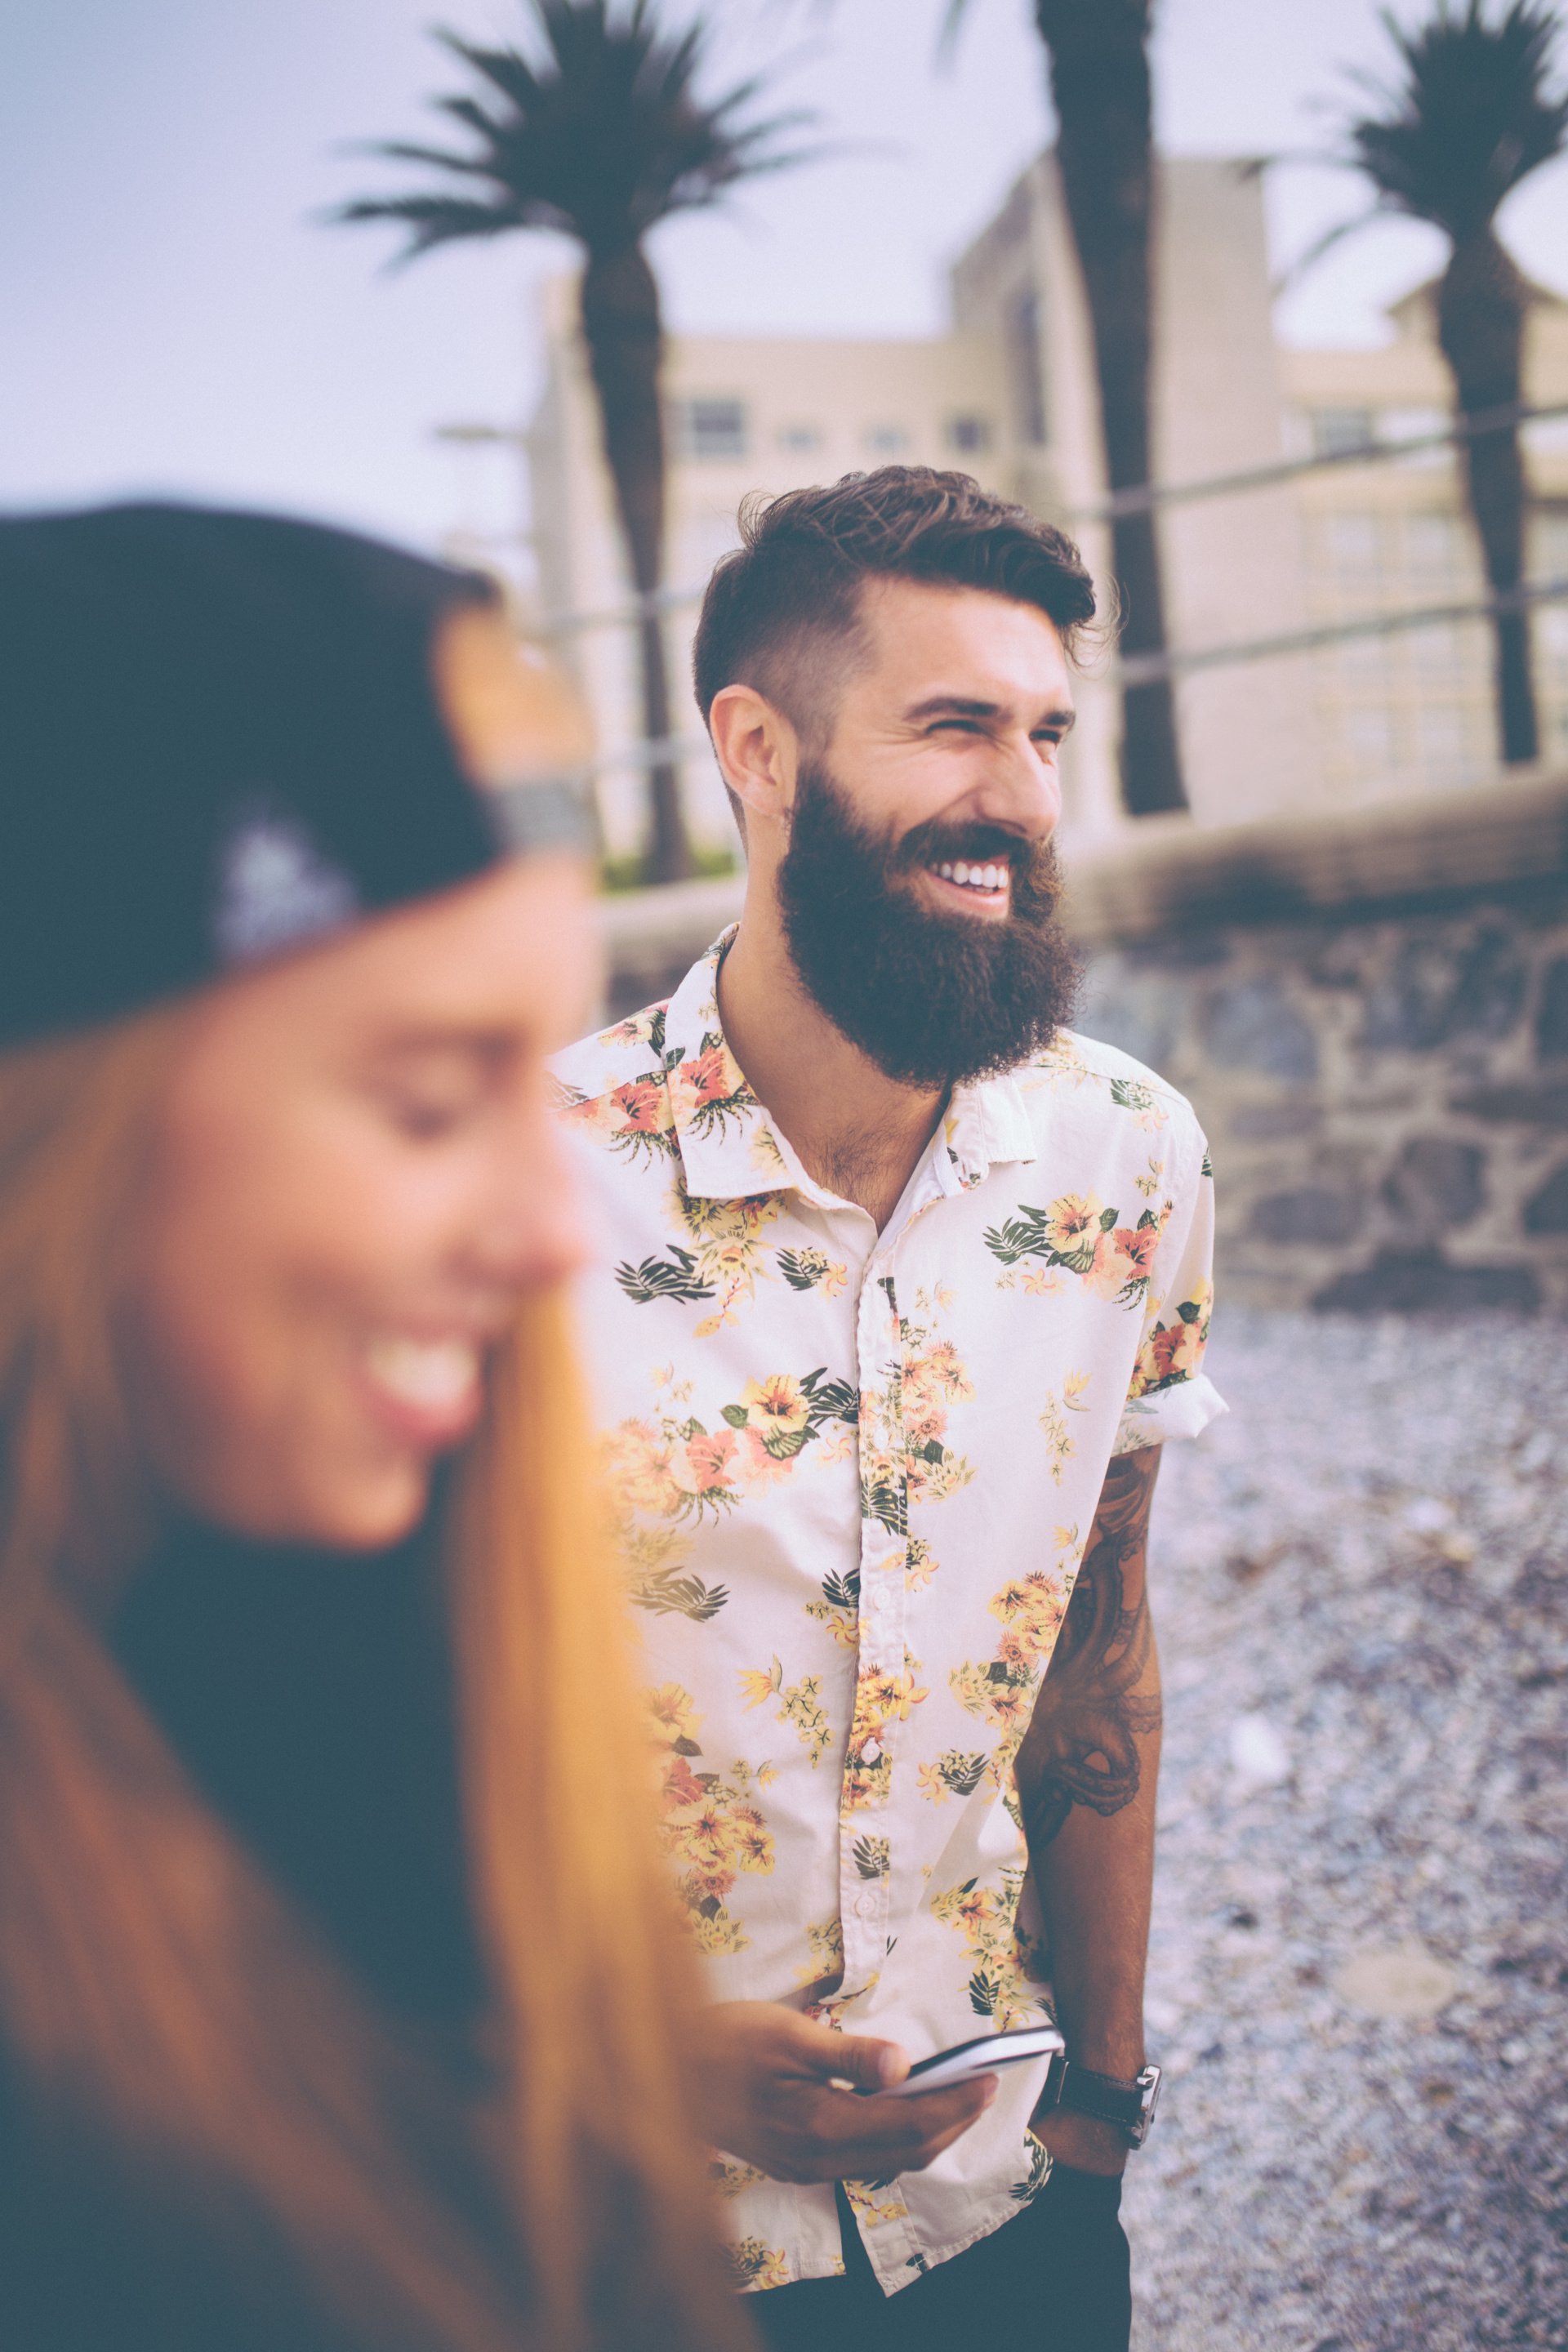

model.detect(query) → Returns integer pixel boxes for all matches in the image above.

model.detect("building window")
[865,424,909,456]
[1007,287,1048,447]
[1323,513,1383,577]
[777,423,822,453]
[945,413,993,455]
[1410,620,1461,675]
[1382,405,1450,468]
[1335,630,1386,684]
[1416,705,1469,775]
[1345,706,1396,765]
[1405,511,1468,582]
[671,397,748,461]
[1312,407,1377,459]
[1533,512,1568,576]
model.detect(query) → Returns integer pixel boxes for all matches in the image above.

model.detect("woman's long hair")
[0,1008,742,2352]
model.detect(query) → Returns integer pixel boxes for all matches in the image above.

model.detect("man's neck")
[716,900,946,1233]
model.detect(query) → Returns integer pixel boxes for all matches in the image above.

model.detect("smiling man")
[553,470,1224,2352]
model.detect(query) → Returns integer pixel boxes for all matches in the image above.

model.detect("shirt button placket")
[840,1256,903,1984]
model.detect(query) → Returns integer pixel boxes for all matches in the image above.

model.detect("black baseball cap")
[0,501,590,1051]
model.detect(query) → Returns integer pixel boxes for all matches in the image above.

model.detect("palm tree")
[338,1,813,883]
[1316,2,1568,762]
[945,0,1187,817]
[1323,0,1568,765]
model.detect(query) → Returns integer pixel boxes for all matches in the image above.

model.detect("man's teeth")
[367,1337,480,1412]
[935,860,1007,893]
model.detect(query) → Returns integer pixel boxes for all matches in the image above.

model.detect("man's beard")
[773,757,1081,1089]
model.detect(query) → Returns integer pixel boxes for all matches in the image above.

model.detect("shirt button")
[853,1891,880,1920]
[868,1588,891,1615]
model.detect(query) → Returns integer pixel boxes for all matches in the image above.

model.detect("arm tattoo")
[1015,1446,1163,1850]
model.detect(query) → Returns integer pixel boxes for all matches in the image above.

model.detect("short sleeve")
[1112,1110,1227,1456]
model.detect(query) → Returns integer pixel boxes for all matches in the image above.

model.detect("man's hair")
[692,466,1098,762]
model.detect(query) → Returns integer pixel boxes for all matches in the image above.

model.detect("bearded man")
[552,469,1223,2352]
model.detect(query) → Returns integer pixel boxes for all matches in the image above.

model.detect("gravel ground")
[1125,1312,1568,2352]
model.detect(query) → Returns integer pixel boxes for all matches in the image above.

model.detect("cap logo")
[213,804,360,967]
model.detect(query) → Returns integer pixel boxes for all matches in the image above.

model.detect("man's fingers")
[816,2030,910,2093]
[784,2076,998,2180]
[805,2072,996,2154]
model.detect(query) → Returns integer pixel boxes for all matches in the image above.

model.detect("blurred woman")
[0,505,744,2352]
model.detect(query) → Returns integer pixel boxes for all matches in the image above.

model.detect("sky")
[2,0,1566,553]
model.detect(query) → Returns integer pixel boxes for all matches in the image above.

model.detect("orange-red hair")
[0,1009,742,2352]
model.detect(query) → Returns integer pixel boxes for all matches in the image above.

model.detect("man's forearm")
[1013,1445,1165,2167]
[1034,1704,1159,2078]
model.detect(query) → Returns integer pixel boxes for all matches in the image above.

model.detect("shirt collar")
[662,930,793,1200]
[936,1068,1038,1193]
[662,928,1039,1203]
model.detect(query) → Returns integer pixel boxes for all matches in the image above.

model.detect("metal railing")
[1072,398,1568,523]
[514,397,1568,775]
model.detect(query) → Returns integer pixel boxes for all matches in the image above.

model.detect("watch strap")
[1040,2053,1161,2145]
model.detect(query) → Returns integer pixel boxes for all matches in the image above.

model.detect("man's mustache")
[893,817,1033,870]
[892,818,1059,898]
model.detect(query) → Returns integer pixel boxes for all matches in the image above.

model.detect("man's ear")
[707,684,800,832]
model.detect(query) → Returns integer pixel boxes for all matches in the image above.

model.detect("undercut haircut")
[692,466,1098,787]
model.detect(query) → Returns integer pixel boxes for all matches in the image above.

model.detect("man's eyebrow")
[902,693,1077,733]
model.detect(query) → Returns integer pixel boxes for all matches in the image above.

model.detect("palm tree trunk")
[1035,0,1187,817]
[579,243,694,883]
[1436,229,1539,766]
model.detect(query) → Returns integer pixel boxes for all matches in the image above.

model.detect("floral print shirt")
[551,934,1224,2297]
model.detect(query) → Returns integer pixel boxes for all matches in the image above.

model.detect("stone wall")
[1069,773,1568,1311]
[601,772,1568,1312]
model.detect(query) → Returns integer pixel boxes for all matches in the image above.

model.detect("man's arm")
[1015,1444,1164,2176]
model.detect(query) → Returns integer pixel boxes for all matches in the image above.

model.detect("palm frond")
[938,0,974,64]
[337,0,822,258]
[1339,0,1568,241]
[1270,203,1383,299]
[332,191,532,258]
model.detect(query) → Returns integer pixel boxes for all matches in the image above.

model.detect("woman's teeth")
[366,1336,480,1412]
[933,860,1007,893]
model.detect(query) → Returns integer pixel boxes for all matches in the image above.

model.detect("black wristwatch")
[1038,2054,1162,2149]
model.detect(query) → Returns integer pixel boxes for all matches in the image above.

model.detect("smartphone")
[866,2023,1066,2099]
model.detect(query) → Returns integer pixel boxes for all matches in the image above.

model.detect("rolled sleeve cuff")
[1111,1370,1227,1456]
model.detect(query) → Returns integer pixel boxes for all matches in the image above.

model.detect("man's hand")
[689,2001,997,2185]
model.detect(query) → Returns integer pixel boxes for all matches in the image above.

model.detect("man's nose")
[970,733,1062,840]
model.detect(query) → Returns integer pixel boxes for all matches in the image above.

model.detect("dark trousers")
[746,2165,1131,2352]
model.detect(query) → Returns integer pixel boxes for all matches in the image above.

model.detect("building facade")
[518,155,1568,862]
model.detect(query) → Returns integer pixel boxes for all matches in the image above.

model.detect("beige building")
[525,277,1013,855]
[1281,286,1568,802]
[518,155,1568,861]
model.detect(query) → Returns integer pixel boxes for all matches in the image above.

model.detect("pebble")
[1331,1942,1458,2020]
[1124,1311,1568,2352]
[1229,1711,1292,1788]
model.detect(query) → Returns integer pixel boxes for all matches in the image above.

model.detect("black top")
[0,1518,495,2351]
[110,1516,486,2025]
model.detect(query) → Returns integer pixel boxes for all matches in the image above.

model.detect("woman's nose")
[472,1120,591,1296]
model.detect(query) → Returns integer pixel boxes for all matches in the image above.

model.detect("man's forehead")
[856,576,1071,702]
